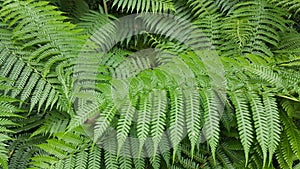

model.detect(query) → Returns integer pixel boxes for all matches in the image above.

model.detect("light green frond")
[268,0,300,14]
[229,91,253,164]
[184,88,202,157]
[112,0,175,13]
[247,92,268,166]
[150,89,167,156]
[136,92,151,157]
[169,87,185,162]
[116,99,135,156]
[281,113,300,160]
[200,89,220,162]
[229,0,288,57]
[262,92,281,164]
[187,0,217,18]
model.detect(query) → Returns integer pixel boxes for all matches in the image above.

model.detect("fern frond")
[229,91,253,164]
[268,0,300,14]
[104,140,118,169]
[169,87,185,162]
[136,92,151,157]
[116,97,135,156]
[229,0,288,57]
[94,103,117,142]
[0,0,85,112]
[78,9,115,35]
[246,65,282,86]
[184,88,202,157]
[0,27,61,112]
[150,89,167,157]
[8,134,47,169]
[187,0,217,18]
[200,89,220,162]
[0,4,84,113]
[262,92,281,164]
[111,0,175,13]
[247,92,268,166]
[87,146,102,169]
[281,113,300,160]
[31,111,70,137]
[0,91,20,169]
[277,132,294,169]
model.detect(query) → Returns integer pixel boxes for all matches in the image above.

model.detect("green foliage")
[0,0,299,169]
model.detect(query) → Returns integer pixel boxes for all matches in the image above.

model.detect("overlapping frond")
[0,0,84,112]
[228,0,288,57]
[0,79,21,169]
[0,0,299,168]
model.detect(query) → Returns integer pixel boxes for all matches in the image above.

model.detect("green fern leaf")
[229,91,253,164]
[94,103,117,142]
[150,89,167,157]
[262,92,281,164]
[248,92,268,166]
[112,0,175,13]
[200,89,220,163]
[169,87,185,162]
[116,99,135,156]
[281,113,300,160]
[136,92,151,157]
[184,88,202,157]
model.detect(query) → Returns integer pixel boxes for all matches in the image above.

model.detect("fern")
[0,81,21,169]
[169,87,185,162]
[229,0,288,57]
[200,89,220,162]
[136,92,151,157]
[247,92,268,166]
[0,0,300,168]
[0,0,84,113]
[150,89,167,157]
[262,92,281,164]
[268,0,300,14]
[229,91,253,164]
[111,0,175,13]
[281,113,300,160]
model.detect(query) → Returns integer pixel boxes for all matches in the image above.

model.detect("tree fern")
[0,0,300,168]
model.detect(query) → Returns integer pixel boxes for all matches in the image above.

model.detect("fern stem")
[103,0,108,14]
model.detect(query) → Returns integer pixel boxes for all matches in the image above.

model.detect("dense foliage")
[0,0,300,168]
